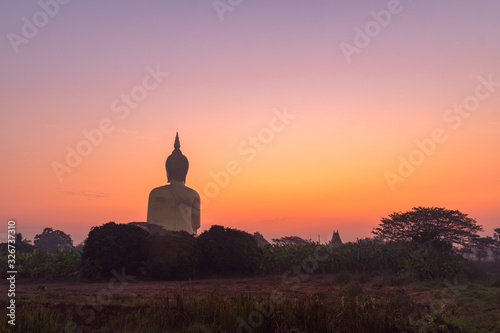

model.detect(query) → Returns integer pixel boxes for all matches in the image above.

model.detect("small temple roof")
[331,230,342,244]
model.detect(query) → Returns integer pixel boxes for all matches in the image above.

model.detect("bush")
[399,248,469,281]
[0,248,81,279]
[261,239,408,275]
[0,234,34,254]
[357,272,371,283]
[334,271,352,284]
[260,242,318,273]
[197,225,261,275]
[82,222,149,278]
[147,231,199,280]
[346,282,363,296]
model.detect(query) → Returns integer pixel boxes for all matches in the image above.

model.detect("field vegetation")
[1,207,499,332]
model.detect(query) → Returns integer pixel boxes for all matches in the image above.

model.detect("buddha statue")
[147,133,201,234]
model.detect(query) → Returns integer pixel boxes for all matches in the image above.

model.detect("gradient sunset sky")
[1,0,499,245]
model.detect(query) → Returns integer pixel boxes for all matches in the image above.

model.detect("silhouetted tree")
[473,236,494,262]
[197,225,261,275]
[253,232,270,247]
[34,227,73,252]
[373,207,482,251]
[147,231,199,280]
[0,233,34,254]
[74,242,84,252]
[128,222,169,235]
[272,236,313,246]
[17,233,34,252]
[492,228,500,262]
[82,222,149,278]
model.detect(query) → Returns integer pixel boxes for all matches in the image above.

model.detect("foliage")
[74,242,84,252]
[8,285,497,332]
[472,236,495,262]
[34,227,74,252]
[4,221,491,284]
[399,248,469,281]
[0,304,66,333]
[272,235,313,246]
[0,247,81,279]
[4,274,500,332]
[373,207,482,250]
[261,238,408,275]
[82,222,149,278]
[261,241,318,273]
[0,233,34,254]
[0,290,422,332]
[492,228,500,262]
[146,231,199,280]
[253,232,270,247]
[334,271,353,284]
[357,272,372,283]
[128,222,169,235]
[411,308,471,333]
[5,283,499,333]
[197,225,261,275]
[322,239,408,273]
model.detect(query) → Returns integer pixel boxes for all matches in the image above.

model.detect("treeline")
[1,222,495,282]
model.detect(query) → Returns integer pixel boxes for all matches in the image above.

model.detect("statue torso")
[147,182,200,234]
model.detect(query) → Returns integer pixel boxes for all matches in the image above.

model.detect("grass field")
[1,273,499,332]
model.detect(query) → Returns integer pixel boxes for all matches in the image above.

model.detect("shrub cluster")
[82,222,150,278]
[197,225,261,275]
[146,231,199,280]
[81,223,261,279]
[0,248,81,279]
[0,223,482,282]
[260,238,409,275]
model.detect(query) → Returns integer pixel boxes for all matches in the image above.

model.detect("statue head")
[166,133,189,183]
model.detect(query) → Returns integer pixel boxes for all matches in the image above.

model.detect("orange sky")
[1,1,499,245]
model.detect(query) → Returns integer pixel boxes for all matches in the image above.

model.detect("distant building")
[330,230,342,244]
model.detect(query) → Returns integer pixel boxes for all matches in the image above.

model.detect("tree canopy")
[492,228,500,262]
[34,227,74,252]
[372,207,482,249]
[473,236,494,262]
[253,232,270,247]
[197,225,261,275]
[82,222,149,277]
[272,236,313,246]
[0,233,34,254]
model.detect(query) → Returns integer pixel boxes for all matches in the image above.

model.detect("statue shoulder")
[184,186,200,198]
[149,185,169,195]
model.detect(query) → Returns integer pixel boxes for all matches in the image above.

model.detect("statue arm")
[191,194,200,234]
[146,190,155,224]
